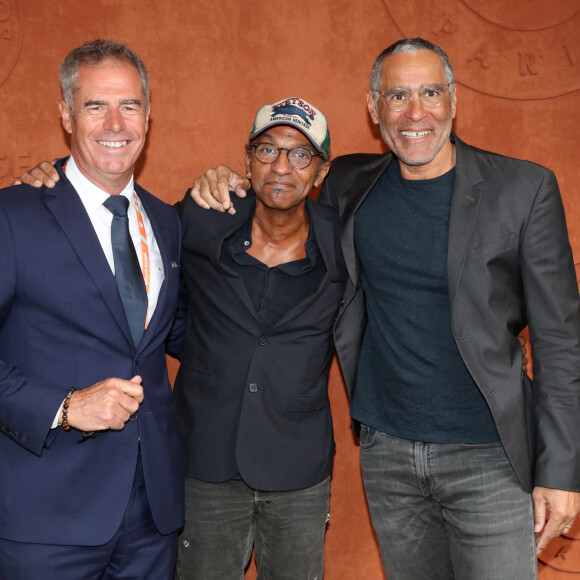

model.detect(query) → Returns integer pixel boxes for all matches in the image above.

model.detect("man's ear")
[366,91,380,126]
[58,100,73,134]
[451,88,457,121]
[245,151,252,178]
[144,104,151,133]
[314,161,331,188]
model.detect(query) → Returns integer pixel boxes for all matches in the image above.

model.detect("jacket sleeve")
[0,203,65,456]
[318,169,337,208]
[520,170,580,491]
[318,157,353,213]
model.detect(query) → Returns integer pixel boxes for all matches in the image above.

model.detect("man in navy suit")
[0,39,185,579]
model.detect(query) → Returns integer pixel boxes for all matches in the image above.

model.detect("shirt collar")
[224,199,321,274]
[65,155,135,214]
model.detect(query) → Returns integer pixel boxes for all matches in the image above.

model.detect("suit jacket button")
[249,383,258,393]
[135,357,141,365]
[258,336,268,346]
[129,412,138,421]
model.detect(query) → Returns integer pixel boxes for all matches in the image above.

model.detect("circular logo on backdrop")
[383,0,580,99]
[0,0,22,89]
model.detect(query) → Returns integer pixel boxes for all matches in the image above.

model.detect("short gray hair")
[60,39,150,113]
[370,38,455,107]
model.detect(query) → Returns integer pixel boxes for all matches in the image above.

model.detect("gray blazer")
[319,134,580,493]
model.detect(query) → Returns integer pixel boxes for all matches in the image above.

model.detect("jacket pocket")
[286,391,330,413]
[471,234,515,261]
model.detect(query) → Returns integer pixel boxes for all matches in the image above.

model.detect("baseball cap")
[249,97,330,160]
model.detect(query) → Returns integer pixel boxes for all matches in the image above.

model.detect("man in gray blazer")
[317,38,580,579]
[185,37,580,580]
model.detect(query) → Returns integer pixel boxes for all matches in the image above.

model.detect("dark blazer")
[174,192,347,491]
[319,134,580,493]
[0,160,186,545]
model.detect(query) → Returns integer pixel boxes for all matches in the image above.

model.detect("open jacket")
[319,134,580,493]
[174,191,347,491]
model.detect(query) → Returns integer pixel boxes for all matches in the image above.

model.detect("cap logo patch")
[249,97,330,160]
[272,102,316,128]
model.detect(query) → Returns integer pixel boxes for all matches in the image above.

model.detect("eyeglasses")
[252,143,323,170]
[374,83,453,112]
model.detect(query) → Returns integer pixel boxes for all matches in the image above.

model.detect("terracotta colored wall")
[1,1,578,578]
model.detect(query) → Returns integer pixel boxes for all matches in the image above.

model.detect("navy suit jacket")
[174,192,347,491]
[0,160,186,545]
[319,134,580,493]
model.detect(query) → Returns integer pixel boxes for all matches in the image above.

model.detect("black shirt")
[221,205,327,330]
[352,160,499,444]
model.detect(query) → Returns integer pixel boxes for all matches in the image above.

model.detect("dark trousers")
[175,476,330,580]
[0,453,178,580]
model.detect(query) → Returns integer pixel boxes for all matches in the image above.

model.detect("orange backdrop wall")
[1,1,578,578]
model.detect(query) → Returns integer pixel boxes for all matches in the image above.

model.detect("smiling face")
[367,49,456,180]
[247,125,329,213]
[58,59,150,194]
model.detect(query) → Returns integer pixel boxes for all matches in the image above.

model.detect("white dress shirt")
[52,156,165,428]
[65,155,165,323]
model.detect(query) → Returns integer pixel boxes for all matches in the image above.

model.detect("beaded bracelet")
[62,388,75,432]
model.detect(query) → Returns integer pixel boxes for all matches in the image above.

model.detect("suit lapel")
[341,154,393,285]
[447,135,484,310]
[43,165,133,345]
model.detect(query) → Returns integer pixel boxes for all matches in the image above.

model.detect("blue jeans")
[359,425,537,580]
[175,476,330,580]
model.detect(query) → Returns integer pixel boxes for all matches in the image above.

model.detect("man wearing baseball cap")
[14,96,343,579]
[172,97,346,579]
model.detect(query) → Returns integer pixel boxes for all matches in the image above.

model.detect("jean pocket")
[359,424,379,448]
[457,441,503,449]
